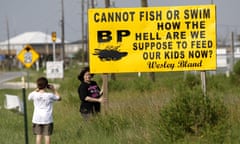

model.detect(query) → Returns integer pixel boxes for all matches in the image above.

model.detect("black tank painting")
[93,45,128,61]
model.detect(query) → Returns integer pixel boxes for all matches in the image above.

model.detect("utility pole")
[231,32,235,72]
[61,0,65,62]
[141,0,155,82]
[102,0,111,109]
[85,0,91,64]
[6,17,11,71]
[91,0,95,8]
[104,0,116,80]
[141,0,148,7]
[81,0,85,66]
[105,0,110,8]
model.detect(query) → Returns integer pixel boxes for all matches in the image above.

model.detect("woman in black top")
[77,66,105,120]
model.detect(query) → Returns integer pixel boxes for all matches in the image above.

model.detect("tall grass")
[1,63,240,143]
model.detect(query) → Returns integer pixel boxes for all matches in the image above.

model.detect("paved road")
[0,72,58,89]
[0,72,27,83]
[0,72,28,89]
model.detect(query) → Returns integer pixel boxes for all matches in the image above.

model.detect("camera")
[47,84,51,89]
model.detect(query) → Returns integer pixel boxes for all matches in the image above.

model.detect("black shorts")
[32,123,53,136]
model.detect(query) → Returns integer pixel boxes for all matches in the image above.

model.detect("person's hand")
[98,97,107,103]
[47,84,55,90]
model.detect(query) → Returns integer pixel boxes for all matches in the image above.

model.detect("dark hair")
[37,77,48,89]
[78,66,94,82]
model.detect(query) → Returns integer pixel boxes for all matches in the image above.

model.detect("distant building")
[234,42,240,60]
[0,31,87,58]
[65,39,87,58]
[0,31,86,68]
[0,31,63,57]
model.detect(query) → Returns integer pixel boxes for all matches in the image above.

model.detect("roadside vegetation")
[1,60,240,143]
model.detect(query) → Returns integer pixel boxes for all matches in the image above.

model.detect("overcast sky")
[0,0,239,42]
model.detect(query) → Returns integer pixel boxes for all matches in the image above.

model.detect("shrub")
[207,74,228,91]
[233,60,240,75]
[90,114,130,135]
[132,77,153,92]
[231,60,240,84]
[108,79,126,92]
[184,73,200,89]
[158,85,229,143]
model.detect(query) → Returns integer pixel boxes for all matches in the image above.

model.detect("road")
[0,72,26,83]
[0,72,58,89]
[0,72,27,89]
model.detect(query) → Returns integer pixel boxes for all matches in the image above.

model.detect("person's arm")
[49,85,61,101]
[85,96,104,103]
[53,89,61,101]
[28,91,33,101]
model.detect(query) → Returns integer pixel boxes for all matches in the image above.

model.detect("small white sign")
[4,94,23,113]
[46,61,64,79]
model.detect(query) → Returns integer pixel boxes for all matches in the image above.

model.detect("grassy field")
[1,63,240,143]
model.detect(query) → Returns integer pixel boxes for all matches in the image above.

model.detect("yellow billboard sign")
[88,5,216,73]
